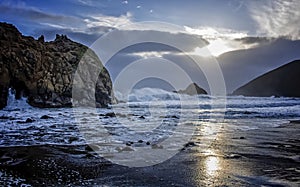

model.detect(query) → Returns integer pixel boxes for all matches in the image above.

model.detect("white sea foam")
[4,88,31,111]
[0,87,299,147]
[115,87,182,102]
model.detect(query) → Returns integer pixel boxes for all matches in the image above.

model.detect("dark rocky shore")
[1,122,299,186]
[0,22,114,109]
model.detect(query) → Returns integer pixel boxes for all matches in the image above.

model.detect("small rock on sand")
[40,115,53,119]
[184,142,196,147]
[290,120,300,124]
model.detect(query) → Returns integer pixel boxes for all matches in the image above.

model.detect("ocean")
[0,88,299,186]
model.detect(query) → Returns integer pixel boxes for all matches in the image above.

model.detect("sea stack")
[176,83,207,95]
[0,22,115,109]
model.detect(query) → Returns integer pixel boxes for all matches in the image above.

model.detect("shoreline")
[0,122,299,186]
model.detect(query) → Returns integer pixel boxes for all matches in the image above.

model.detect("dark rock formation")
[232,60,300,97]
[0,22,114,109]
[176,83,207,95]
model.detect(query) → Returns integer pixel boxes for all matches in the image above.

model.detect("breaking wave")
[4,88,31,111]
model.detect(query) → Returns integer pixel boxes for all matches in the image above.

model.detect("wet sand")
[0,122,299,186]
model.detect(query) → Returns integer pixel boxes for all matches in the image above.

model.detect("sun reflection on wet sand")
[193,148,224,186]
[205,155,219,177]
[194,120,226,185]
[204,149,220,177]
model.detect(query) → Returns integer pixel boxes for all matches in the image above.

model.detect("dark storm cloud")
[115,30,208,54]
[0,4,78,23]
[234,37,274,45]
[102,30,209,78]
[0,2,125,45]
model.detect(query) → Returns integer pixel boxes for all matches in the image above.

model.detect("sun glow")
[192,39,235,57]
[207,39,235,56]
[185,26,248,57]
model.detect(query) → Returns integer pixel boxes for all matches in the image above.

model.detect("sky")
[1,0,300,93]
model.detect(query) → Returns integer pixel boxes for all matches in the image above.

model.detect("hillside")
[232,60,300,97]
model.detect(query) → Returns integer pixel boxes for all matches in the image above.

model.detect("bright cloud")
[77,0,93,6]
[184,26,248,40]
[191,40,236,57]
[36,12,134,37]
[130,51,171,59]
[85,12,133,29]
[184,26,250,57]
[248,0,300,39]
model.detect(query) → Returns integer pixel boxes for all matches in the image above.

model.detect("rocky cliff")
[0,22,114,109]
[176,83,207,95]
[232,60,300,97]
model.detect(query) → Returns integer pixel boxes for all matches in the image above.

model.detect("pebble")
[40,115,53,119]
[184,141,196,147]
[16,118,34,123]
[126,142,132,146]
[104,112,116,117]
